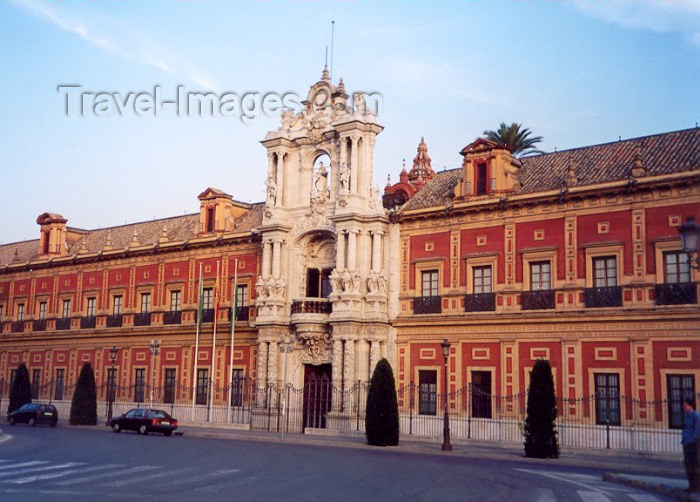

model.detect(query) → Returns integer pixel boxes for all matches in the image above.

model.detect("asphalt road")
[0,423,673,502]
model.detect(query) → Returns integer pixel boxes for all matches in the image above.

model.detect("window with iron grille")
[31,369,41,399]
[164,368,177,404]
[418,370,437,415]
[202,288,213,310]
[54,369,64,400]
[106,368,117,402]
[664,251,690,284]
[38,302,47,320]
[593,257,617,287]
[231,368,244,407]
[473,266,492,294]
[86,297,96,317]
[17,304,24,321]
[170,291,182,312]
[530,261,551,291]
[421,270,439,297]
[62,299,71,319]
[595,373,621,425]
[196,369,209,405]
[471,371,492,418]
[134,368,145,403]
[667,374,695,429]
[113,295,123,315]
[140,293,151,314]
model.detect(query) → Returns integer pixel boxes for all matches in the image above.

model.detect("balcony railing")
[464,293,496,312]
[413,296,442,314]
[163,310,182,325]
[584,286,622,308]
[80,316,96,329]
[199,308,215,323]
[106,314,123,328]
[134,312,152,327]
[11,321,24,333]
[291,299,332,315]
[655,282,697,306]
[230,306,250,322]
[56,318,71,330]
[33,319,46,332]
[521,290,555,310]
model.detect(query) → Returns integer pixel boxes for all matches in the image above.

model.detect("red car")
[109,408,177,436]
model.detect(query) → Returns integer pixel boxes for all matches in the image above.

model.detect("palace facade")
[1,69,698,434]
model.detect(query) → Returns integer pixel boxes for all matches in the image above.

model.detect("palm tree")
[483,122,544,157]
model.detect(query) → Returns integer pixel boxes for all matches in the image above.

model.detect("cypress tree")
[70,362,97,426]
[8,363,32,414]
[523,359,559,458]
[365,358,399,446]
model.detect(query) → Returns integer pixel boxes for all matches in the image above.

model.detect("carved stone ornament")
[296,328,332,365]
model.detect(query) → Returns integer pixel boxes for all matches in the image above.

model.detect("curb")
[604,473,700,502]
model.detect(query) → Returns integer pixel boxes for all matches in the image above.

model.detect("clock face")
[311,87,330,113]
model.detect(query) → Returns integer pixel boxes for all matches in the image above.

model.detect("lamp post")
[441,339,452,452]
[279,333,296,439]
[106,346,119,424]
[149,340,161,408]
[678,216,700,270]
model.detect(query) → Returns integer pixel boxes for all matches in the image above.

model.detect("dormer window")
[206,206,215,233]
[476,162,488,195]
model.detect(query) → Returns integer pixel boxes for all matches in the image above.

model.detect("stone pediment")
[460,138,509,156]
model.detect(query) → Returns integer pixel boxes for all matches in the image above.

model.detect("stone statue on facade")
[377,270,387,294]
[330,268,342,295]
[314,162,329,195]
[338,162,350,194]
[266,176,277,206]
[366,270,379,294]
[352,271,362,293]
[341,269,353,292]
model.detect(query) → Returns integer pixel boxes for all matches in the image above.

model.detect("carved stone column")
[336,231,346,272]
[347,230,357,271]
[350,135,359,194]
[369,339,381,378]
[332,338,343,409]
[267,152,275,181]
[267,341,279,386]
[275,153,284,207]
[343,339,355,396]
[256,341,268,400]
[261,240,272,281]
[371,231,383,272]
[272,239,282,280]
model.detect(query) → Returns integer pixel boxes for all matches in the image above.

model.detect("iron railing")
[584,286,623,308]
[55,318,71,330]
[32,319,47,332]
[230,306,250,322]
[413,296,442,314]
[163,311,182,325]
[133,312,152,327]
[291,299,332,315]
[11,321,24,333]
[80,316,96,329]
[106,314,123,328]
[464,293,496,312]
[521,290,555,310]
[655,282,697,306]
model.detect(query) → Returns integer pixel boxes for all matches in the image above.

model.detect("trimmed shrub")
[523,359,559,458]
[8,363,32,414]
[70,362,97,425]
[365,358,399,446]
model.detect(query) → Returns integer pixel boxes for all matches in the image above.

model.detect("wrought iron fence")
[0,377,694,454]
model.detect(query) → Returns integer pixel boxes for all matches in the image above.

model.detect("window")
[86,297,96,317]
[667,374,695,429]
[595,373,621,425]
[306,269,332,298]
[54,369,64,400]
[418,370,437,415]
[236,285,249,308]
[112,296,123,315]
[471,371,492,419]
[134,368,145,403]
[17,304,25,321]
[202,288,213,310]
[140,293,151,314]
[106,368,117,402]
[206,206,215,232]
[31,369,41,399]
[476,162,487,196]
[473,266,492,294]
[421,270,439,297]
[231,368,244,407]
[170,291,182,312]
[62,299,71,319]
[664,251,690,284]
[42,231,49,254]
[593,257,617,288]
[530,261,551,291]
[38,302,47,320]
[196,369,209,405]
[164,368,176,404]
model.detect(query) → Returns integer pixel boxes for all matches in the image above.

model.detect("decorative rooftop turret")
[383,139,436,209]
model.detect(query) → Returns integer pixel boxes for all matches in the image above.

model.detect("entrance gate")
[303,364,332,429]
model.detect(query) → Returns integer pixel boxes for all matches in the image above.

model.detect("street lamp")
[441,339,452,452]
[149,340,161,408]
[678,217,700,270]
[279,333,296,439]
[106,346,119,424]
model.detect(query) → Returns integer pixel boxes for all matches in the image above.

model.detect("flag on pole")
[191,263,203,418]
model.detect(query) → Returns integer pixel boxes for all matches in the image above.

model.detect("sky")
[1,0,698,245]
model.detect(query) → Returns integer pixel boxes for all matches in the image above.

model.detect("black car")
[7,403,58,427]
[109,408,178,436]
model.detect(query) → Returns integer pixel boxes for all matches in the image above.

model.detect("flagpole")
[208,260,220,422]
[191,263,203,422]
[227,258,239,423]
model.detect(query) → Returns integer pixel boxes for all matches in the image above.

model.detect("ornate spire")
[631,145,646,178]
[103,230,113,251]
[78,240,89,254]
[159,226,169,244]
[129,228,140,247]
[337,77,345,94]
[565,156,577,187]
[408,137,436,185]
[12,248,20,263]
[321,65,330,83]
